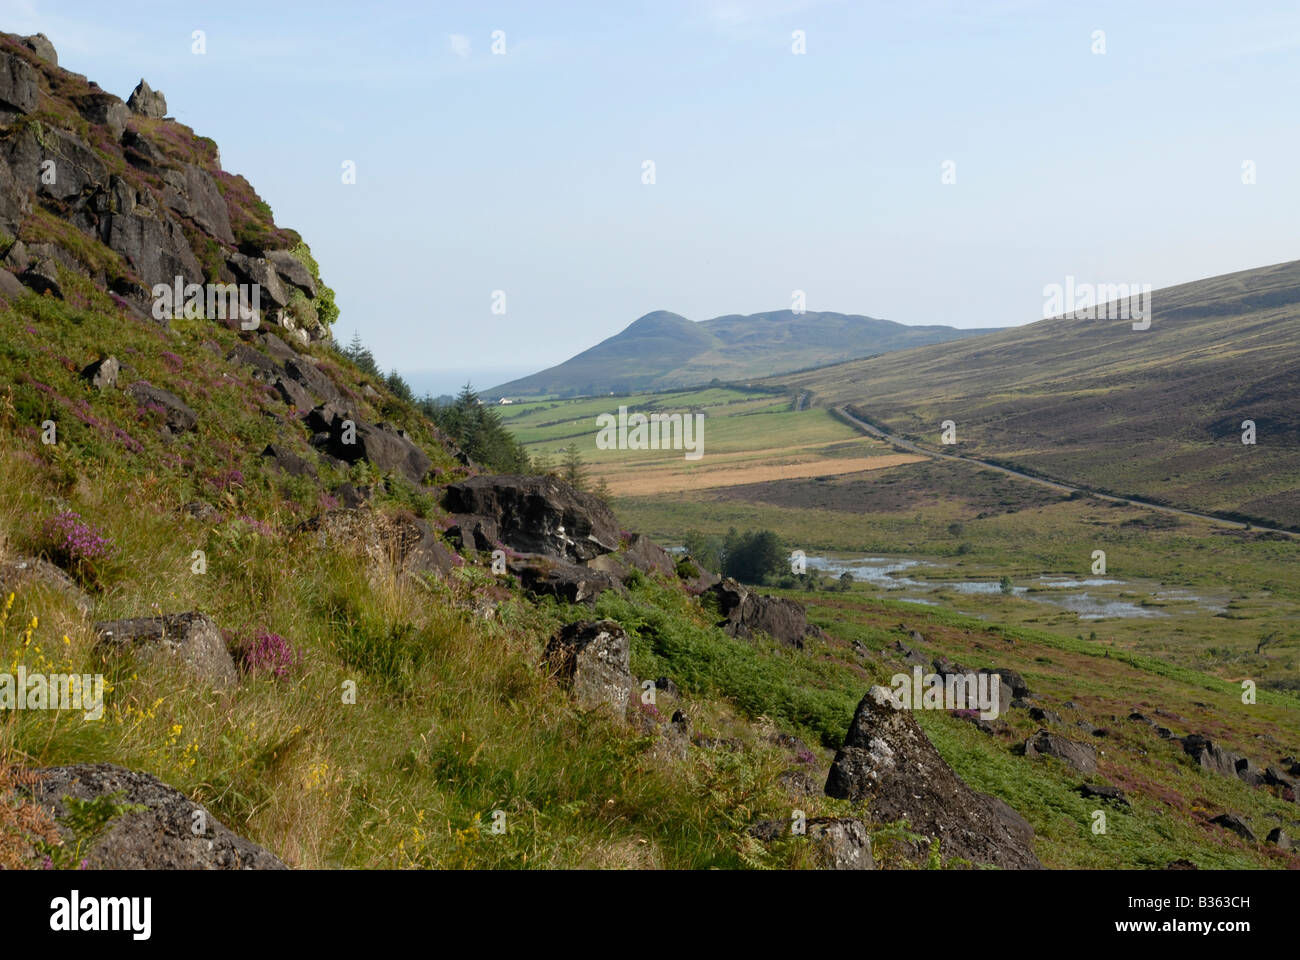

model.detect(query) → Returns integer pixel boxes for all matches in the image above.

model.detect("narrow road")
[831,405,1300,540]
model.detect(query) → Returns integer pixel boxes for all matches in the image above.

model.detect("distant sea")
[399,366,540,400]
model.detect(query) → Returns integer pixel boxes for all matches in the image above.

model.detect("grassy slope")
[766,260,1300,529]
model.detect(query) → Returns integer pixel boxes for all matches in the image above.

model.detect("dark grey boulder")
[1023,729,1098,774]
[1180,734,1242,779]
[273,375,312,413]
[1029,706,1061,725]
[261,443,317,479]
[1078,783,1129,806]
[227,343,281,382]
[1210,813,1256,842]
[544,619,634,713]
[126,79,166,118]
[127,381,196,434]
[0,266,24,302]
[94,613,237,688]
[709,577,824,648]
[21,763,285,869]
[1266,827,1291,850]
[824,685,1042,869]
[307,404,431,485]
[443,474,621,563]
[285,357,343,405]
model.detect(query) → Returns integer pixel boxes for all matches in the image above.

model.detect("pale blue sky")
[6,0,1298,391]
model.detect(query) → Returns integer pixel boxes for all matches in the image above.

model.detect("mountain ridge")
[489,309,998,397]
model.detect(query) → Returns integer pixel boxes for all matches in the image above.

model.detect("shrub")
[39,511,116,586]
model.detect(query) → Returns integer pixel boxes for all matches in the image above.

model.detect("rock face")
[544,619,634,714]
[22,763,285,869]
[1023,729,1098,774]
[94,613,237,688]
[0,49,38,115]
[824,685,1042,869]
[444,475,621,563]
[709,578,823,648]
[126,78,166,118]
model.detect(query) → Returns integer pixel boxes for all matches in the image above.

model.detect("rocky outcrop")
[21,763,286,869]
[509,554,624,605]
[544,619,634,714]
[307,404,432,485]
[824,685,1042,869]
[708,578,824,648]
[126,78,166,118]
[94,613,237,688]
[1023,729,1098,774]
[443,475,621,563]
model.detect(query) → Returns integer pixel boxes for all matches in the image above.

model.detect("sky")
[5,0,1298,393]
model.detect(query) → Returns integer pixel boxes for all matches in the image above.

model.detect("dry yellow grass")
[598,453,927,496]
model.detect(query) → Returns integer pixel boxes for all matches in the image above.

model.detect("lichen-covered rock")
[94,613,237,688]
[544,619,634,713]
[825,685,1042,869]
[21,763,286,869]
[127,381,197,434]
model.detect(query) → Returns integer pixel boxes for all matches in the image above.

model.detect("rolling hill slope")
[768,260,1300,529]
[490,309,995,397]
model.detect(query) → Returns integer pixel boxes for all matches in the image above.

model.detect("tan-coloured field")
[598,452,927,496]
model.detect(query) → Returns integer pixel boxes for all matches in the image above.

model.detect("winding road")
[831,405,1299,540]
